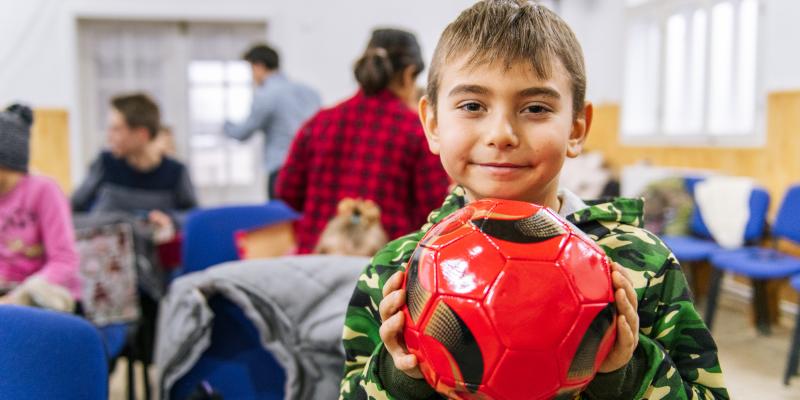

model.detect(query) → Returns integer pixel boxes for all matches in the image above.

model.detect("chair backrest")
[685,177,770,243]
[772,185,800,244]
[0,306,108,400]
[181,201,299,274]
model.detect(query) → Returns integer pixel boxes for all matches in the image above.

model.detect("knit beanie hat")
[0,103,33,173]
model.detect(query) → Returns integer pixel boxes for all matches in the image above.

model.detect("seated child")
[339,1,729,399]
[71,93,197,243]
[0,104,80,311]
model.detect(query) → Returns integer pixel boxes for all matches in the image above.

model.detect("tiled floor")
[109,292,800,400]
[714,298,800,399]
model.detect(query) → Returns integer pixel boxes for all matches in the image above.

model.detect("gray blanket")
[155,255,368,400]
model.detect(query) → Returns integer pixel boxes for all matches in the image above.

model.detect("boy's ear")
[567,101,593,158]
[418,95,441,155]
[133,126,153,143]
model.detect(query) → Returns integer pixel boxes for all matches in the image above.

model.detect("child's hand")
[148,210,176,244]
[379,271,423,379]
[599,262,640,373]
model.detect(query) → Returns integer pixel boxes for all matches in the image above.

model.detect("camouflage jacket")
[340,187,729,400]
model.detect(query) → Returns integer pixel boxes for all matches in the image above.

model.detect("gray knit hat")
[0,103,33,173]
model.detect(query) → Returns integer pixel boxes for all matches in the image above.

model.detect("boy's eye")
[458,102,484,112]
[524,105,550,114]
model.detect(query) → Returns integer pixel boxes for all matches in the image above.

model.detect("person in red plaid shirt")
[276,28,451,254]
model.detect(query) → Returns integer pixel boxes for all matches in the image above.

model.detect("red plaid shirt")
[276,89,450,254]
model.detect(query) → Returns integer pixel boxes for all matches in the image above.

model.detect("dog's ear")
[337,198,357,216]
[359,199,381,223]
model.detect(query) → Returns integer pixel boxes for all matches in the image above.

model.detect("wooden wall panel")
[585,91,800,312]
[29,109,71,194]
[586,91,800,213]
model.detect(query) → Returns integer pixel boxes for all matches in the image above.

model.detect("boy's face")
[107,109,149,157]
[420,56,592,208]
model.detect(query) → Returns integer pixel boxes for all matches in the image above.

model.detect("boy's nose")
[484,115,520,149]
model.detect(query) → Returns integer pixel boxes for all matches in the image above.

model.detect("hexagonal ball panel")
[488,349,560,400]
[558,235,614,303]
[484,260,580,351]
[420,207,477,250]
[436,232,507,301]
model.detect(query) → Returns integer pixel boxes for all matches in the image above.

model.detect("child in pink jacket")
[0,104,80,311]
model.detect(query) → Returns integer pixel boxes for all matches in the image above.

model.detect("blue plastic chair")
[706,185,800,334]
[0,306,108,400]
[784,274,800,385]
[181,201,299,274]
[663,177,770,263]
[170,201,297,399]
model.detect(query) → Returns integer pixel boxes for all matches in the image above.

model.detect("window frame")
[621,0,767,147]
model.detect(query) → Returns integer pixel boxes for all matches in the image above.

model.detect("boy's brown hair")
[426,0,586,117]
[111,93,161,139]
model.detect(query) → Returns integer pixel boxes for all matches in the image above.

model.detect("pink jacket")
[0,175,80,299]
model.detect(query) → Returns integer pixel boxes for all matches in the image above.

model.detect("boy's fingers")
[379,289,406,322]
[611,263,638,307]
[380,312,406,356]
[613,270,638,310]
[617,315,634,352]
[383,272,405,297]
[394,353,419,371]
[612,262,633,281]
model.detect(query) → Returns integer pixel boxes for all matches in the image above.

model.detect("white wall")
[1,0,799,183]
[0,0,472,184]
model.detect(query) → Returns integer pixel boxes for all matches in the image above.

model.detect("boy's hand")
[599,262,640,373]
[148,210,176,244]
[379,271,423,379]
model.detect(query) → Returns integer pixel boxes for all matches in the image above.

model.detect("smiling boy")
[339,1,729,399]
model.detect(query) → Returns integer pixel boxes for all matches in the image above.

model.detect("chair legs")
[126,344,136,400]
[752,279,772,335]
[784,308,800,385]
[704,268,724,331]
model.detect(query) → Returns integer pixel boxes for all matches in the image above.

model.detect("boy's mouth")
[474,163,529,169]
[472,162,531,176]
[478,162,529,168]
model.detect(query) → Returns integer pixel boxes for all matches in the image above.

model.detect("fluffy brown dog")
[314,198,389,257]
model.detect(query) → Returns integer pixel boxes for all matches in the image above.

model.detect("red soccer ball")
[402,198,617,400]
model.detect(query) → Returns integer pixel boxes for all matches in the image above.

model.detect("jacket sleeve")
[340,236,441,400]
[31,181,81,300]
[174,165,198,210]
[224,91,276,141]
[593,233,729,400]
[71,155,104,212]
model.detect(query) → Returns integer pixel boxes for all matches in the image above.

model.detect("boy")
[72,93,197,240]
[339,1,728,399]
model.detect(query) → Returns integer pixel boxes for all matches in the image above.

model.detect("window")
[188,60,255,187]
[622,0,762,143]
